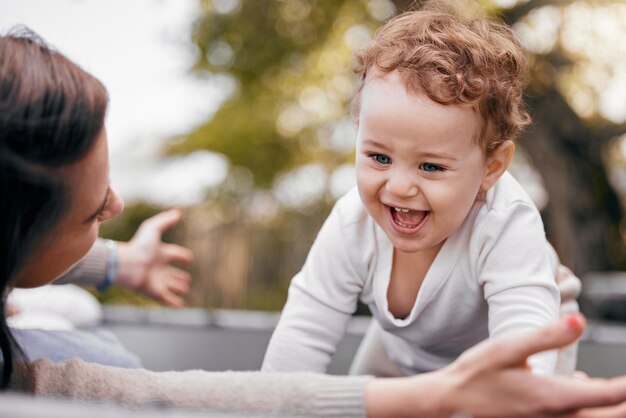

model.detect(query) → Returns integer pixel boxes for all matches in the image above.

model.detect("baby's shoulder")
[334,186,371,225]
[331,186,379,253]
[483,171,538,214]
[470,172,546,242]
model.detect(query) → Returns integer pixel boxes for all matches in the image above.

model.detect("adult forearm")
[23,358,370,417]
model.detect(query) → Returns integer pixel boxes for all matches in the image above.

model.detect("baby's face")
[355,70,489,254]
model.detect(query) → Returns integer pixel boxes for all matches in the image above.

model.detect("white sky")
[0,0,230,205]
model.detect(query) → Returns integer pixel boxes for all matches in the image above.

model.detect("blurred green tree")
[171,0,626,278]
[170,0,376,188]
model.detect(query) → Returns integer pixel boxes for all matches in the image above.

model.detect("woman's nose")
[103,187,124,221]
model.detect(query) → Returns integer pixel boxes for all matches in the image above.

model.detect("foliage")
[169,0,390,189]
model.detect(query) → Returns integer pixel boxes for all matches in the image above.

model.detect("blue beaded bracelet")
[97,240,118,292]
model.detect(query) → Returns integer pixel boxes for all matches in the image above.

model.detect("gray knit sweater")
[11,358,370,417]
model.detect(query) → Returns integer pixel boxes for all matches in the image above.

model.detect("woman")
[2,28,626,418]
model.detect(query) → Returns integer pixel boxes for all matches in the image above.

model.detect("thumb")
[470,313,585,370]
[139,208,183,235]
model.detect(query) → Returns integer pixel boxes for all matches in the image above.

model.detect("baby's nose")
[385,174,418,197]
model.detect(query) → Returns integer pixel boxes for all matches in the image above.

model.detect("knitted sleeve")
[20,358,370,417]
[54,240,107,286]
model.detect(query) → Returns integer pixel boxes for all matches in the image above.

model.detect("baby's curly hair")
[350,5,531,154]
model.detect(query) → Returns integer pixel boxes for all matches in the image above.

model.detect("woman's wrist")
[364,373,450,418]
[96,239,119,292]
[114,242,143,289]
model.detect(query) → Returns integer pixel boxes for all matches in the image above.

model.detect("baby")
[263,6,561,376]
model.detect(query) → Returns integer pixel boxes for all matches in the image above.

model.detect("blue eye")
[371,154,391,165]
[420,162,444,173]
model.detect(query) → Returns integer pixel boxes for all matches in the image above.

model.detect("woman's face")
[14,128,124,288]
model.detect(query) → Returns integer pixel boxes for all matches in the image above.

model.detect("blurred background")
[2,0,626,314]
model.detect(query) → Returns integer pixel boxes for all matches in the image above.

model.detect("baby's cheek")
[429,186,473,216]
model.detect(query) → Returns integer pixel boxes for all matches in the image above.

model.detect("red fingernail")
[565,313,583,331]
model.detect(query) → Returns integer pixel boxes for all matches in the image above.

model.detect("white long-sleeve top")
[263,172,560,375]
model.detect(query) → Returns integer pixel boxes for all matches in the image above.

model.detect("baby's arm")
[262,205,363,372]
[476,201,560,375]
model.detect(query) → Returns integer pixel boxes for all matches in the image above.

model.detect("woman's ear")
[481,140,515,191]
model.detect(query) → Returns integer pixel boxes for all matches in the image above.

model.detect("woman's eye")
[420,162,444,173]
[372,154,391,165]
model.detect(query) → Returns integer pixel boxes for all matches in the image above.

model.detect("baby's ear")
[481,140,515,191]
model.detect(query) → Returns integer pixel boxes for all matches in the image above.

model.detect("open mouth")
[388,206,428,231]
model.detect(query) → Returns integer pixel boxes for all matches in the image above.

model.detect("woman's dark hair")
[0,27,108,388]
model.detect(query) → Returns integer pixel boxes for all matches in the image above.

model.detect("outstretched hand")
[116,209,193,307]
[366,314,626,418]
[438,314,626,418]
